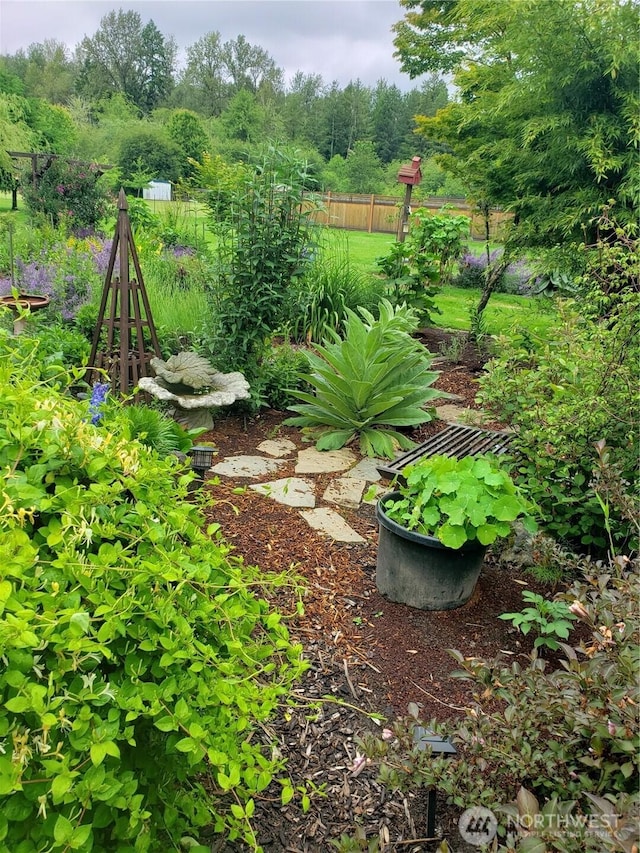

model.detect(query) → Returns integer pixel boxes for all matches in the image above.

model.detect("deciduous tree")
[179,31,228,116]
[0,93,36,204]
[76,10,176,113]
[343,140,385,193]
[166,110,210,178]
[22,40,76,104]
[118,130,182,189]
[394,0,639,248]
[221,35,283,98]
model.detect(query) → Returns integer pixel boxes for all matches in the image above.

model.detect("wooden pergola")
[4,151,113,209]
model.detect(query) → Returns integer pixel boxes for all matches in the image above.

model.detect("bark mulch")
[195,330,550,852]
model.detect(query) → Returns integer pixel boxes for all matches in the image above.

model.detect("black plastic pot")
[376,491,487,611]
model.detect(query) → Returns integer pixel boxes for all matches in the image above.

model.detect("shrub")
[454,250,536,294]
[376,211,469,322]
[0,335,306,850]
[21,159,109,233]
[356,557,640,852]
[29,321,91,369]
[208,146,319,382]
[189,153,248,226]
[575,214,639,319]
[477,297,639,553]
[255,341,312,411]
[117,131,182,190]
[285,300,440,459]
[453,250,490,290]
[73,299,100,342]
[408,208,469,285]
[375,240,440,324]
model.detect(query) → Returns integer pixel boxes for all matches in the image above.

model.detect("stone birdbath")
[138,351,251,430]
[0,293,51,335]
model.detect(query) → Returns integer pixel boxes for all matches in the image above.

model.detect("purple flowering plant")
[454,249,535,294]
[89,382,110,424]
[21,159,109,232]
[7,236,114,321]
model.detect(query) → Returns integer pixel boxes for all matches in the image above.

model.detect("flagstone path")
[209,400,485,543]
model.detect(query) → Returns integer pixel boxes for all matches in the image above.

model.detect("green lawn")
[0,193,29,226]
[320,227,556,339]
[433,286,557,339]
[324,229,396,275]
[1,192,556,341]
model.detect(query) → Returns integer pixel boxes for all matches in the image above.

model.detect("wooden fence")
[305,192,510,241]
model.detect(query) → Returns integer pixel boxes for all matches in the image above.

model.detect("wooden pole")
[397,184,413,242]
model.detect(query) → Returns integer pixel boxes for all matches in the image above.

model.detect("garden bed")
[196,333,562,850]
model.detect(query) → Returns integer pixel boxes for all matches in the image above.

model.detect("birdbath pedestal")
[0,293,51,335]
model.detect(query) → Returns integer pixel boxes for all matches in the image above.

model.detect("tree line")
[0,8,460,199]
[1,0,636,258]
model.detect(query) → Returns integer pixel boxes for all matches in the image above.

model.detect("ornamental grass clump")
[0,332,306,851]
[383,454,536,549]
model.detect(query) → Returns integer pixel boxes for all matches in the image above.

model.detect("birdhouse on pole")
[397,156,422,186]
[397,156,422,242]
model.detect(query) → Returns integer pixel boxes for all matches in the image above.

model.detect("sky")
[0,0,421,91]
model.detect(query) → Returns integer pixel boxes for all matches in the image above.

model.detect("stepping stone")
[249,477,316,508]
[211,455,287,478]
[299,508,365,543]
[295,447,357,474]
[435,404,474,424]
[435,404,494,426]
[346,457,384,482]
[257,438,297,458]
[323,477,367,509]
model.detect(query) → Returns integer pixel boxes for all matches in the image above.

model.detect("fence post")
[368,194,375,233]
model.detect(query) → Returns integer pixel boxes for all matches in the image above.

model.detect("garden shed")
[143,180,172,201]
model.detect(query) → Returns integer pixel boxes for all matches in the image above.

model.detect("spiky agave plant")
[284,300,441,459]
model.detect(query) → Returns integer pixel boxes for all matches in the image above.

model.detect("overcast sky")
[0,0,421,90]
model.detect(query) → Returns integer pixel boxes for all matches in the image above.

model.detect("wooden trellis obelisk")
[86,188,161,395]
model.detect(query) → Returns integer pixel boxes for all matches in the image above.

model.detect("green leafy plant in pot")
[376,453,536,610]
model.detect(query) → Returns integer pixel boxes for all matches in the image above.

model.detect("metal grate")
[377,423,513,482]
